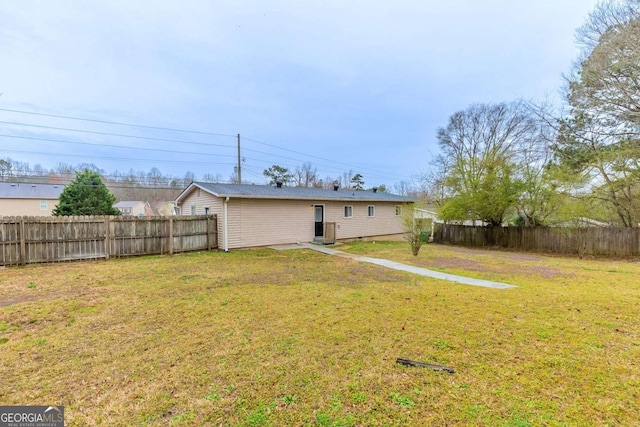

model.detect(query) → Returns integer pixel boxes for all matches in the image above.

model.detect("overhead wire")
[0,134,237,159]
[0,108,415,183]
[0,107,236,137]
[0,120,236,148]
[0,148,236,166]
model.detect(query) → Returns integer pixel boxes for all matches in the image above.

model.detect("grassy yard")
[0,242,639,426]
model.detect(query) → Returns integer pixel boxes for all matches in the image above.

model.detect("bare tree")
[435,102,542,226]
[293,162,319,187]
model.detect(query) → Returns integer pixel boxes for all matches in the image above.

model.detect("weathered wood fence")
[434,224,640,257]
[0,215,218,266]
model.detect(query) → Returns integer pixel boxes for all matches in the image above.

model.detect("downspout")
[223,197,229,252]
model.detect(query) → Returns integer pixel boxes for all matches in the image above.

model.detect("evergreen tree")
[350,173,365,190]
[53,169,121,216]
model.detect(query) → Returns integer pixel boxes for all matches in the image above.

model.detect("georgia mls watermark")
[0,406,64,427]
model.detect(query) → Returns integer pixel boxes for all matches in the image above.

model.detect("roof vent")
[372,187,378,193]
[333,183,339,191]
[276,181,283,188]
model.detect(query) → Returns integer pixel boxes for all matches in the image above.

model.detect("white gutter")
[223,197,229,252]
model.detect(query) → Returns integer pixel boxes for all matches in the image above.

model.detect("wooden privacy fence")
[434,224,640,257]
[0,215,217,266]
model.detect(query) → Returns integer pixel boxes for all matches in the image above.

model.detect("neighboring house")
[114,201,148,216]
[554,217,612,227]
[146,201,176,216]
[0,182,65,216]
[175,182,414,250]
[414,207,440,240]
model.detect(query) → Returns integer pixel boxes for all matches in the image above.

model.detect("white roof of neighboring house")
[414,208,439,219]
[176,182,414,204]
[0,182,66,199]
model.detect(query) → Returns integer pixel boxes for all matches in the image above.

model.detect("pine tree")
[53,169,121,216]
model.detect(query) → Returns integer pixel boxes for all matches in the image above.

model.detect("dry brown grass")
[1,243,639,426]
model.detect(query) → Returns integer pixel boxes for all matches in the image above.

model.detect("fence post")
[19,217,26,266]
[206,215,212,251]
[168,217,174,255]
[104,216,110,260]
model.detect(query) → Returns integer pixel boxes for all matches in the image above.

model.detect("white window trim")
[190,205,196,215]
[344,205,353,218]
[368,205,375,217]
[39,200,48,210]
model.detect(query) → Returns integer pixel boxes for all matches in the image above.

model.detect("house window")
[39,200,48,210]
[395,205,402,216]
[344,206,353,218]
[204,207,210,215]
[190,205,196,215]
[368,205,375,217]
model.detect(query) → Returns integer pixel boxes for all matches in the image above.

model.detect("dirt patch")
[427,255,563,279]
[427,257,487,272]
[443,245,543,261]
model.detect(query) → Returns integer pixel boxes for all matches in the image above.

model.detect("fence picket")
[0,215,217,266]
[434,224,640,256]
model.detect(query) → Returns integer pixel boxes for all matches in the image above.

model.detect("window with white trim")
[344,205,353,218]
[204,207,210,215]
[190,205,196,215]
[39,200,48,210]
[368,205,375,217]
[395,205,402,216]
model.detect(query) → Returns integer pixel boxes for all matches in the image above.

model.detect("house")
[0,182,66,216]
[414,207,440,240]
[174,182,414,250]
[114,201,148,216]
[146,200,176,216]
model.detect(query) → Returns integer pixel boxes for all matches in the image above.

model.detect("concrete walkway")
[271,243,517,290]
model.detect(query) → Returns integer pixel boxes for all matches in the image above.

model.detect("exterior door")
[314,205,324,237]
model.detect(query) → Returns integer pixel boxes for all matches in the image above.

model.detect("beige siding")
[179,189,226,247]
[229,199,404,248]
[231,199,315,248]
[0,198,59,216]
[324,201,404,241]
[179,187,406,249]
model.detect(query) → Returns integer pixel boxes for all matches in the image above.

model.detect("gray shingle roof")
[0,182,66,199]
[114,201,146,208]
[184,182,413,202]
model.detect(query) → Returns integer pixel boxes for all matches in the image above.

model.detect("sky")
[0,0,600,190]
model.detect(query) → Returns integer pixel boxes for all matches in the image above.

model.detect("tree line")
[262,163,377,191]
[428,0,640,228]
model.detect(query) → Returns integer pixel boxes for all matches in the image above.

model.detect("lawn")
[0,242,639,426]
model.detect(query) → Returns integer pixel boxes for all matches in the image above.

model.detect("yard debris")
[396,358,455,373]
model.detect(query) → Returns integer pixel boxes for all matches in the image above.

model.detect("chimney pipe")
[333,183,339,191]
[276,181,283,188]
[372,187,378,193]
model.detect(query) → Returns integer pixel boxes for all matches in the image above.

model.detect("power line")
[242,135,411,181]
[0,120,236,148]
[0,108,236,137]
[0,134,237,159]
[0,148,236,166]
[0,107,414,182]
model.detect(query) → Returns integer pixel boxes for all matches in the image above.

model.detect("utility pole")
[237,133,242,184]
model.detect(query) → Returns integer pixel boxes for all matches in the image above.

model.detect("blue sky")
[0,0,599,189]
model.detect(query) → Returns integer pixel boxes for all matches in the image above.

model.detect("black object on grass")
[396,358,455,373]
